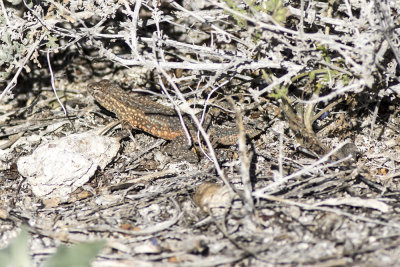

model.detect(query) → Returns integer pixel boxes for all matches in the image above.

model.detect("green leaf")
[274,6,288,23]
[44,241,106,267]
[0,227,31,267]
[46,34,59,49]
[342,74,350,85]
[268,86,288,100]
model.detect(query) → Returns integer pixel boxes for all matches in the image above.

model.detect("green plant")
[0,227,105,267]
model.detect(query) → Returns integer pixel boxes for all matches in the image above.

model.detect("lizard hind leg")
[163,136,199,163]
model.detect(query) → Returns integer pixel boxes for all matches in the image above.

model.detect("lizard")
[87,79,261,162]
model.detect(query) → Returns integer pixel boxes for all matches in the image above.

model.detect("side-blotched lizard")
[88,80,261,161]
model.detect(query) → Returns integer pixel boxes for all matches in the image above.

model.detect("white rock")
[17,132,120,201]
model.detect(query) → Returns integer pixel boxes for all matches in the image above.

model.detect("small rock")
[193,182,232,213]
[17,132,120,201]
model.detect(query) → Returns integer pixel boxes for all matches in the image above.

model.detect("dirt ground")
[1,73,400,266]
